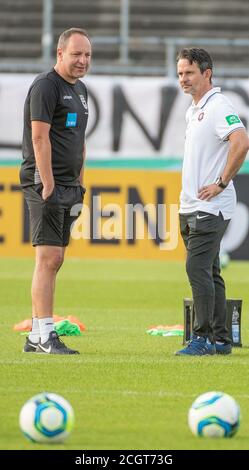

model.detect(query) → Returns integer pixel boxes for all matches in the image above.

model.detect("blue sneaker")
[206,339,232,355]
[175,336,216,356]
[215,342,232,355]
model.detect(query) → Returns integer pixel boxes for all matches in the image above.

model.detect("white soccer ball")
[188,391,240,438]
[19,392,74,443]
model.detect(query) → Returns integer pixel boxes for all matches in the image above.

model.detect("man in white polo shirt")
[175,48,249,356]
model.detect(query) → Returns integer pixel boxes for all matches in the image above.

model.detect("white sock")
[28,317,40,343]
[39,317,54,344]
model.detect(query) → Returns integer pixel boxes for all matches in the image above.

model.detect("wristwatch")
[215,176,228,189]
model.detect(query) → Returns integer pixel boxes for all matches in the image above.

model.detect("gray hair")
[57,28,91,49]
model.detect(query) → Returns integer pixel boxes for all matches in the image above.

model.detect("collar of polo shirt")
[192,87,221,110]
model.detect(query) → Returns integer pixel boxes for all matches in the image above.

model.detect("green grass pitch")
[0,258,249,450]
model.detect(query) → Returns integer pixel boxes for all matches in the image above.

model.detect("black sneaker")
[23,337,38,353]
[36,331,80,355]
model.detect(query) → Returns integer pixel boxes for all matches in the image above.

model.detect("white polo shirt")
[179,87,245,219]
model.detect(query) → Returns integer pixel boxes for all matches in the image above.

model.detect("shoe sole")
[175,351,216,356]
[36,349,80,355]
[216,350,232,355]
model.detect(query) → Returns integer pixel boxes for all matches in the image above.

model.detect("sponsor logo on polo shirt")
[226,115,241,125]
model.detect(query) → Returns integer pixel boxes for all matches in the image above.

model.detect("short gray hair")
[57,28,91,49]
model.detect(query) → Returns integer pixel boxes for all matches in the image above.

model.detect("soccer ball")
[19,392,74,443]
[188,391,240,438]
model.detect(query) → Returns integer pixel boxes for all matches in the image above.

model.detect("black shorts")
[23,184,85,247]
